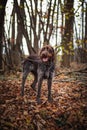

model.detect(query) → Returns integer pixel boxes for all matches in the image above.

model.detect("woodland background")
[0,0,87,71]
[0,0,87,130]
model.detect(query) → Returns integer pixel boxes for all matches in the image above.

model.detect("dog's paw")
[48,97,53,103]
[21,91,24,96]
[36,98,42,104]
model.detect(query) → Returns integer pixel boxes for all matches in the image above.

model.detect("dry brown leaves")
[0,72,87,130]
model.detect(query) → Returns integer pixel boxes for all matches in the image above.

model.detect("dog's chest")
[43,66,50,78]
[38,63,54,79]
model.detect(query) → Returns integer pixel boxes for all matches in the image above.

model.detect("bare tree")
[14,0,35,54]
[0,0,7,70]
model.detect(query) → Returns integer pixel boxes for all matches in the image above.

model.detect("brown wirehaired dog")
[21,45,55,104]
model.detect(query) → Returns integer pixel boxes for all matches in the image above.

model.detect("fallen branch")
[56,66,87,76]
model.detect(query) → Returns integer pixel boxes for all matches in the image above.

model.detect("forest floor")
[0,66,87,130]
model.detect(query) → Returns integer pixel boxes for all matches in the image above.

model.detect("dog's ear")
[49,46,56,64]
[51,47,55,62]
[39,46,45,56]
[47,45,55,61]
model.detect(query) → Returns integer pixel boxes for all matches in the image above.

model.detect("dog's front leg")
[37,77,43,104]
[21,70,29,96]
[47,78,53,102]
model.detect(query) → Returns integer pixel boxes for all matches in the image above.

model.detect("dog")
[21,45,55,104]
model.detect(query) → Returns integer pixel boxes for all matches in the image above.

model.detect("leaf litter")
[0,72,87,130]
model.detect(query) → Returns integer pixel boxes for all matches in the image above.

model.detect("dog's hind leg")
[21,70,29,96]
[31,75,37,91]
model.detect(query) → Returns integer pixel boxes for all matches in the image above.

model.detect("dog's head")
[39,45,55,63]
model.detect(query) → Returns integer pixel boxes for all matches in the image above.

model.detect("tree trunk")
[0,0,7,70]
[16,0,25,55]
[84,3,87,49]
[61,0,74,67]
[14,0,35,55]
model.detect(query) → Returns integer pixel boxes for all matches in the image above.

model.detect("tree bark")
[61,0,74,67]
[14,0,35,54]
[0,0,7,70]
[16,0,24,55]
[84,3,87,49]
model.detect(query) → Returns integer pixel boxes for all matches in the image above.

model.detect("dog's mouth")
[42,57,49,62]
[41,53,49,62]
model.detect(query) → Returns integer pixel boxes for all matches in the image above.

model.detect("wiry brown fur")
[21,45,55,104]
